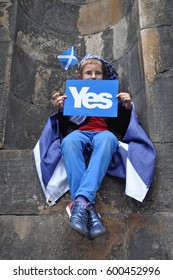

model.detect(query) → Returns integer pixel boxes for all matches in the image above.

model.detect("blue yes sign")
[64,80,119,117]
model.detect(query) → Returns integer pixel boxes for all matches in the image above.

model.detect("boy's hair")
[79,58,107,78]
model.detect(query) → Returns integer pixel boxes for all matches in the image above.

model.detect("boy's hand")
[116,92,131,110]
[52,92,67,111]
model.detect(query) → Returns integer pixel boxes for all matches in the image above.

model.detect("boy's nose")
[91,72,96,79]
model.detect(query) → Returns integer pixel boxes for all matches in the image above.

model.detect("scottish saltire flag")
[33,105,156,206]
[34,116,69,206]
[107,107,156,202]
[57,46,78,70]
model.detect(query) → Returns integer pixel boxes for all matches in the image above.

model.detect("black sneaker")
[68,201,90,237]
[88,206,106,239]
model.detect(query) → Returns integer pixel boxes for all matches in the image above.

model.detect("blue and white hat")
[79,54,118,80]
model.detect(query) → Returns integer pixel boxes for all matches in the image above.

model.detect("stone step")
[0,212,172,259]
[0,149,173,259]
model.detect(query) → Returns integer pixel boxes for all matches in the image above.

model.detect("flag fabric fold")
[33,106,156,206]
[57,46,78,70]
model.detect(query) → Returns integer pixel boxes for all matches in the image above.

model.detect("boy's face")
[78,63,104,80]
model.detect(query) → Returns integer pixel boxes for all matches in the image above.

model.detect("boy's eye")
[83,71,103,76]
[83,71,91,75]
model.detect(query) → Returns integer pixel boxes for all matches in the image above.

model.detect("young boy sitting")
[52,54,131,239]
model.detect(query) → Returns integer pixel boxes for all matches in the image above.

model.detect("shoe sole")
[68,221,89,238]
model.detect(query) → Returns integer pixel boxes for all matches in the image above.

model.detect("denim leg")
[75,131,119,203]
[61,130,92,201]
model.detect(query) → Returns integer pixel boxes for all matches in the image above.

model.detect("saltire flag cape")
[34,106,156,206]
[57,46,78,70]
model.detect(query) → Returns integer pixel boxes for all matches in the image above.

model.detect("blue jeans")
[61,130,119,203]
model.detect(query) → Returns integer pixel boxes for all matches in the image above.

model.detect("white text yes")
[69,86,113,109]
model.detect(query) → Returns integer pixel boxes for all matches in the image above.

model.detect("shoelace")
[66,200,90,218]
[74,200,89,222]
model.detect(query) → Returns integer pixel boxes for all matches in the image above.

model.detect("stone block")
[138,0,173,29]
[0,150,45,215]
[159,26,173,73]
[141,26,173,84]
[0,0,17,42]
[4,93,49,149]
[146,71,173,142]
[148,143,173,211]
[140,26,173,141]
[0,42,12,83]
[0,212,172,259]
[141,28,161,84]
[78,0,122,35]
[18,0,79,36]
[112,0,139,61]
[126,213,173,260]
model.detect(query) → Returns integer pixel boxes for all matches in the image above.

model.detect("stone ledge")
[0,212,172,259]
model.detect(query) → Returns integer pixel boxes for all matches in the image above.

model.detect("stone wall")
[0,0,173,259]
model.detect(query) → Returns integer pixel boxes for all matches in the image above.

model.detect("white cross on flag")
[57,46,78,70]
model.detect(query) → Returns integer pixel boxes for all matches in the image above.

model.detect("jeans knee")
[105,137,118,151]
[108,134,119,147]
[61,136,80,155]
[96,132,118,149]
